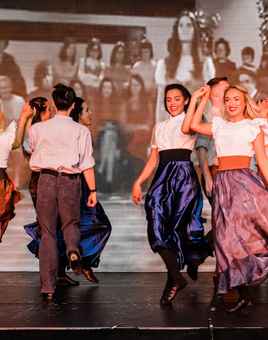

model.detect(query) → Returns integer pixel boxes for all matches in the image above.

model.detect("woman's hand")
[192,85,210,100]
[132,181,143,205]
[87,192,97,207]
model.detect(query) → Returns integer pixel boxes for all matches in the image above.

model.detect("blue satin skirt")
[145,153,208,270]
[24,178,112,269]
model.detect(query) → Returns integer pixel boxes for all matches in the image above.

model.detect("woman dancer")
[70,96,112,282]
[188,85,268,312]
[0,105,32,242]
[132,83,209,306]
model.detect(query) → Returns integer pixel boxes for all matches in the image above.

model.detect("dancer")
[188,84,268,312]
[29,84,97,302]
[23,96,79,287]
[132,83,209,306]
[0,104,32,242]
[194,77,229,202]
[71,96,112,282]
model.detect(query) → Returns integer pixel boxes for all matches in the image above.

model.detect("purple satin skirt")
[213,168,268,293]
[145,150,209,270]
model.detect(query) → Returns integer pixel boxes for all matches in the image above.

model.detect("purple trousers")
[37,172,81,293]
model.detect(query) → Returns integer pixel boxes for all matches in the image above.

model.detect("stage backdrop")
[0,0,265,271]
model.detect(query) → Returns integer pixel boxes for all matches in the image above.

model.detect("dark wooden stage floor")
[0,272,267,340]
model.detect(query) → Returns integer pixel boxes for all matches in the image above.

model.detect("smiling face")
[224,88,246,120]
[166,89,187,116]
[177,15,194,42]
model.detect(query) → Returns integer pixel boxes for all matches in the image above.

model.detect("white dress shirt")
[29,114,95,173]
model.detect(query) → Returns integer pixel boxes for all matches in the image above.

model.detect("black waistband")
[41,169,80,178]
[159,149,191,163]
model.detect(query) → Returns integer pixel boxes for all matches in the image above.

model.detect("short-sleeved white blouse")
[212,116,265,157]
[151,113,196,151]
[0,121,16,168]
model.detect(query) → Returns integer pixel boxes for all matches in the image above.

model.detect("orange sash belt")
[217,156,251,171]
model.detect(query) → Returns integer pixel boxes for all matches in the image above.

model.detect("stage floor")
[0,272,267,330]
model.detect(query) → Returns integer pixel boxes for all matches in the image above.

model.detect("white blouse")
[151,113,196,151]
[261,119,268,146]
[212,116,265,157]
[0,121,16,168]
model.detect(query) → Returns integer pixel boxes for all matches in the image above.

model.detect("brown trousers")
[37,172,81,293]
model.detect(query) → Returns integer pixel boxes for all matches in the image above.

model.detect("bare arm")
[182,87,209,134]
[190,96,213,136]
[83,167,97,207]
[132,148,159,204]
[254,131,268,184]
[12,103,33,149]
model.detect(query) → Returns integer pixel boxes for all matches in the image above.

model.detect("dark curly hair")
[52,83,76,111]
[29,96,48,125]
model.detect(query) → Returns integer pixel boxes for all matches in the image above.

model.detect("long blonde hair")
[223,85,259,119]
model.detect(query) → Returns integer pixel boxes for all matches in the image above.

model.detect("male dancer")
[196,77,229,201]
[29,84,97,302]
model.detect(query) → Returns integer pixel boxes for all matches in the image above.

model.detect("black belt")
[159,149,191,163]
[41,169,80,179]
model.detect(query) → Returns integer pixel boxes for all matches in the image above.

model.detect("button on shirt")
[29,115,95,173]
[0,121,16,168]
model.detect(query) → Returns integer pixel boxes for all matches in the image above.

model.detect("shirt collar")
[54,114,72,120]
[168,112,185,121]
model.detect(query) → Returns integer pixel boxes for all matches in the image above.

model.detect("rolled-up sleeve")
[79,128,95,171]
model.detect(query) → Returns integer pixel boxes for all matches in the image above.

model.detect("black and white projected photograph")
[0,1,268,339]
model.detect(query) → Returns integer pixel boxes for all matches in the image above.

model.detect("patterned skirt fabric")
[213,169,268,294]
[145,159,209,270]
[0,169,21,242]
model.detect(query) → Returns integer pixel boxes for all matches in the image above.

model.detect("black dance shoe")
[160,276,188,306]
[226,297,252,313]
[187,264,198,281]
[57,273,80,287]
[68,251,81,274]
[81,268,99,284]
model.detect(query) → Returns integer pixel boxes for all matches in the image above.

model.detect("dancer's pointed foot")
[160,275,188,306]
